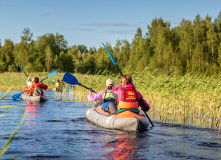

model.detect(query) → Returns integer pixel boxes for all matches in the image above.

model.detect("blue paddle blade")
[102,42,117,66]
[41,70,58,82]
[47,70,57,78]
[12,93,22,100]
[63,72,80,85]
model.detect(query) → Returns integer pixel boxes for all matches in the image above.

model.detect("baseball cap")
[106,79,114,86]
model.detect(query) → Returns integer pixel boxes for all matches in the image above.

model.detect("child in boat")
[112,74,150,113]
[88,79,118,114]
[25,77,48,96]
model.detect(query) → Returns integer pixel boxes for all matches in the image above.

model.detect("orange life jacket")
[118,87,139,110]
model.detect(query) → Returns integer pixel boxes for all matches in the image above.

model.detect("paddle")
[102,43,123,76]
[41,70,57,82]
[102,42,154,127]
[63,72,97,93]
[13,64,30,100]
[18,63,29,78]
[12,93,22,100]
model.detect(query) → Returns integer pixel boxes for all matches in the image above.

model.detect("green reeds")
[0,86,12,101]
[70,70,221,130]
[0,111,26,158]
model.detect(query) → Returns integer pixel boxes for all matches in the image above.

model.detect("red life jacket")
[120,87,138,102]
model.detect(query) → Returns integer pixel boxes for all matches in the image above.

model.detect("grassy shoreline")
[0,71,220,131]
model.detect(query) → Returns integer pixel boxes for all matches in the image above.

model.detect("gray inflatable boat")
[20,93,48,102]
[52,87,62,92]
[86,108,149,131]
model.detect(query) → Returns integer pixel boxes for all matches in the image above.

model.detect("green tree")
[175,19,195,74]
[205,15,218,66]
[0,39,14,71]
[45,45,54,72]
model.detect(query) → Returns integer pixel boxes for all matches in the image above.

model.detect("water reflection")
[103,132,138,160]
[24,101,38,129]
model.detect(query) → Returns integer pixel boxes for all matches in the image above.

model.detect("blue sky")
[0,0,221,49]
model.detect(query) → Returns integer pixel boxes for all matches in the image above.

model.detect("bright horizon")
[0,0,221,49]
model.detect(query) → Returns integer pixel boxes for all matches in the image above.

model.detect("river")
[0,91,221,159]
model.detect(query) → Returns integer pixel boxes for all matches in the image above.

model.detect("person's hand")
[27,77,31,81]
[89,88,93,94]
[40,80,43,84]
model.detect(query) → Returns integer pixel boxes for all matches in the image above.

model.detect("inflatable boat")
[86,105,149,131]
[20,93,48,102]
[52,87,62,92]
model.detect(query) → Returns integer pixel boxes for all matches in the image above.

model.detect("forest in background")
[1,12,221,76]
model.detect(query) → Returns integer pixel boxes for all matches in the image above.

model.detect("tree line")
[1,12,221,76]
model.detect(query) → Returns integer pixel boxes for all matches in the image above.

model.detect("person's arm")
[88,90,104,101]
[27,77,32,86]
[39,83,48,90]
[111,83,122,93]
[137,92,150,111]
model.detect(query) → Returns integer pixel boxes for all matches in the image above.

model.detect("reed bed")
[70,70,221,131]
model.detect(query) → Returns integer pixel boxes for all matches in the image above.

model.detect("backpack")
[34,88,43,96]
[99,90,117,104]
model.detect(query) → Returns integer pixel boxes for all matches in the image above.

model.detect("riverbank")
[0,71,220,131]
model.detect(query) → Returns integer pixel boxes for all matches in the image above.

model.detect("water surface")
[0,91,221,159]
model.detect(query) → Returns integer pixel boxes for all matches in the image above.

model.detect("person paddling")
[88,79,118,114]
[25,77,48,96]
[112,74,150,113]
[55,79,61,88]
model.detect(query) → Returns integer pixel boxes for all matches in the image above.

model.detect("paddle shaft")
[144,112,154,126]
[116,65,123,76]
[23,72,29,78]
[102,42,154,126]
[80,84,97,93]
[102,43,123,76]
[41,77,48,82]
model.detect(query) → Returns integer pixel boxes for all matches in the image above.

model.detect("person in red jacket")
[25,77,48,96]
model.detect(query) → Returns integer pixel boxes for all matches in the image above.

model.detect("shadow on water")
[0,91,221,159]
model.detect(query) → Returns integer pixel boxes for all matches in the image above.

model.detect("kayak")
[52,87,63,92]
[86,105,149,131]
[20,93,48,102]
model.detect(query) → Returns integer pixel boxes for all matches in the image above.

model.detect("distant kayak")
[86,105,149,132]
[20,93,48,102]
[52,87,63,92]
